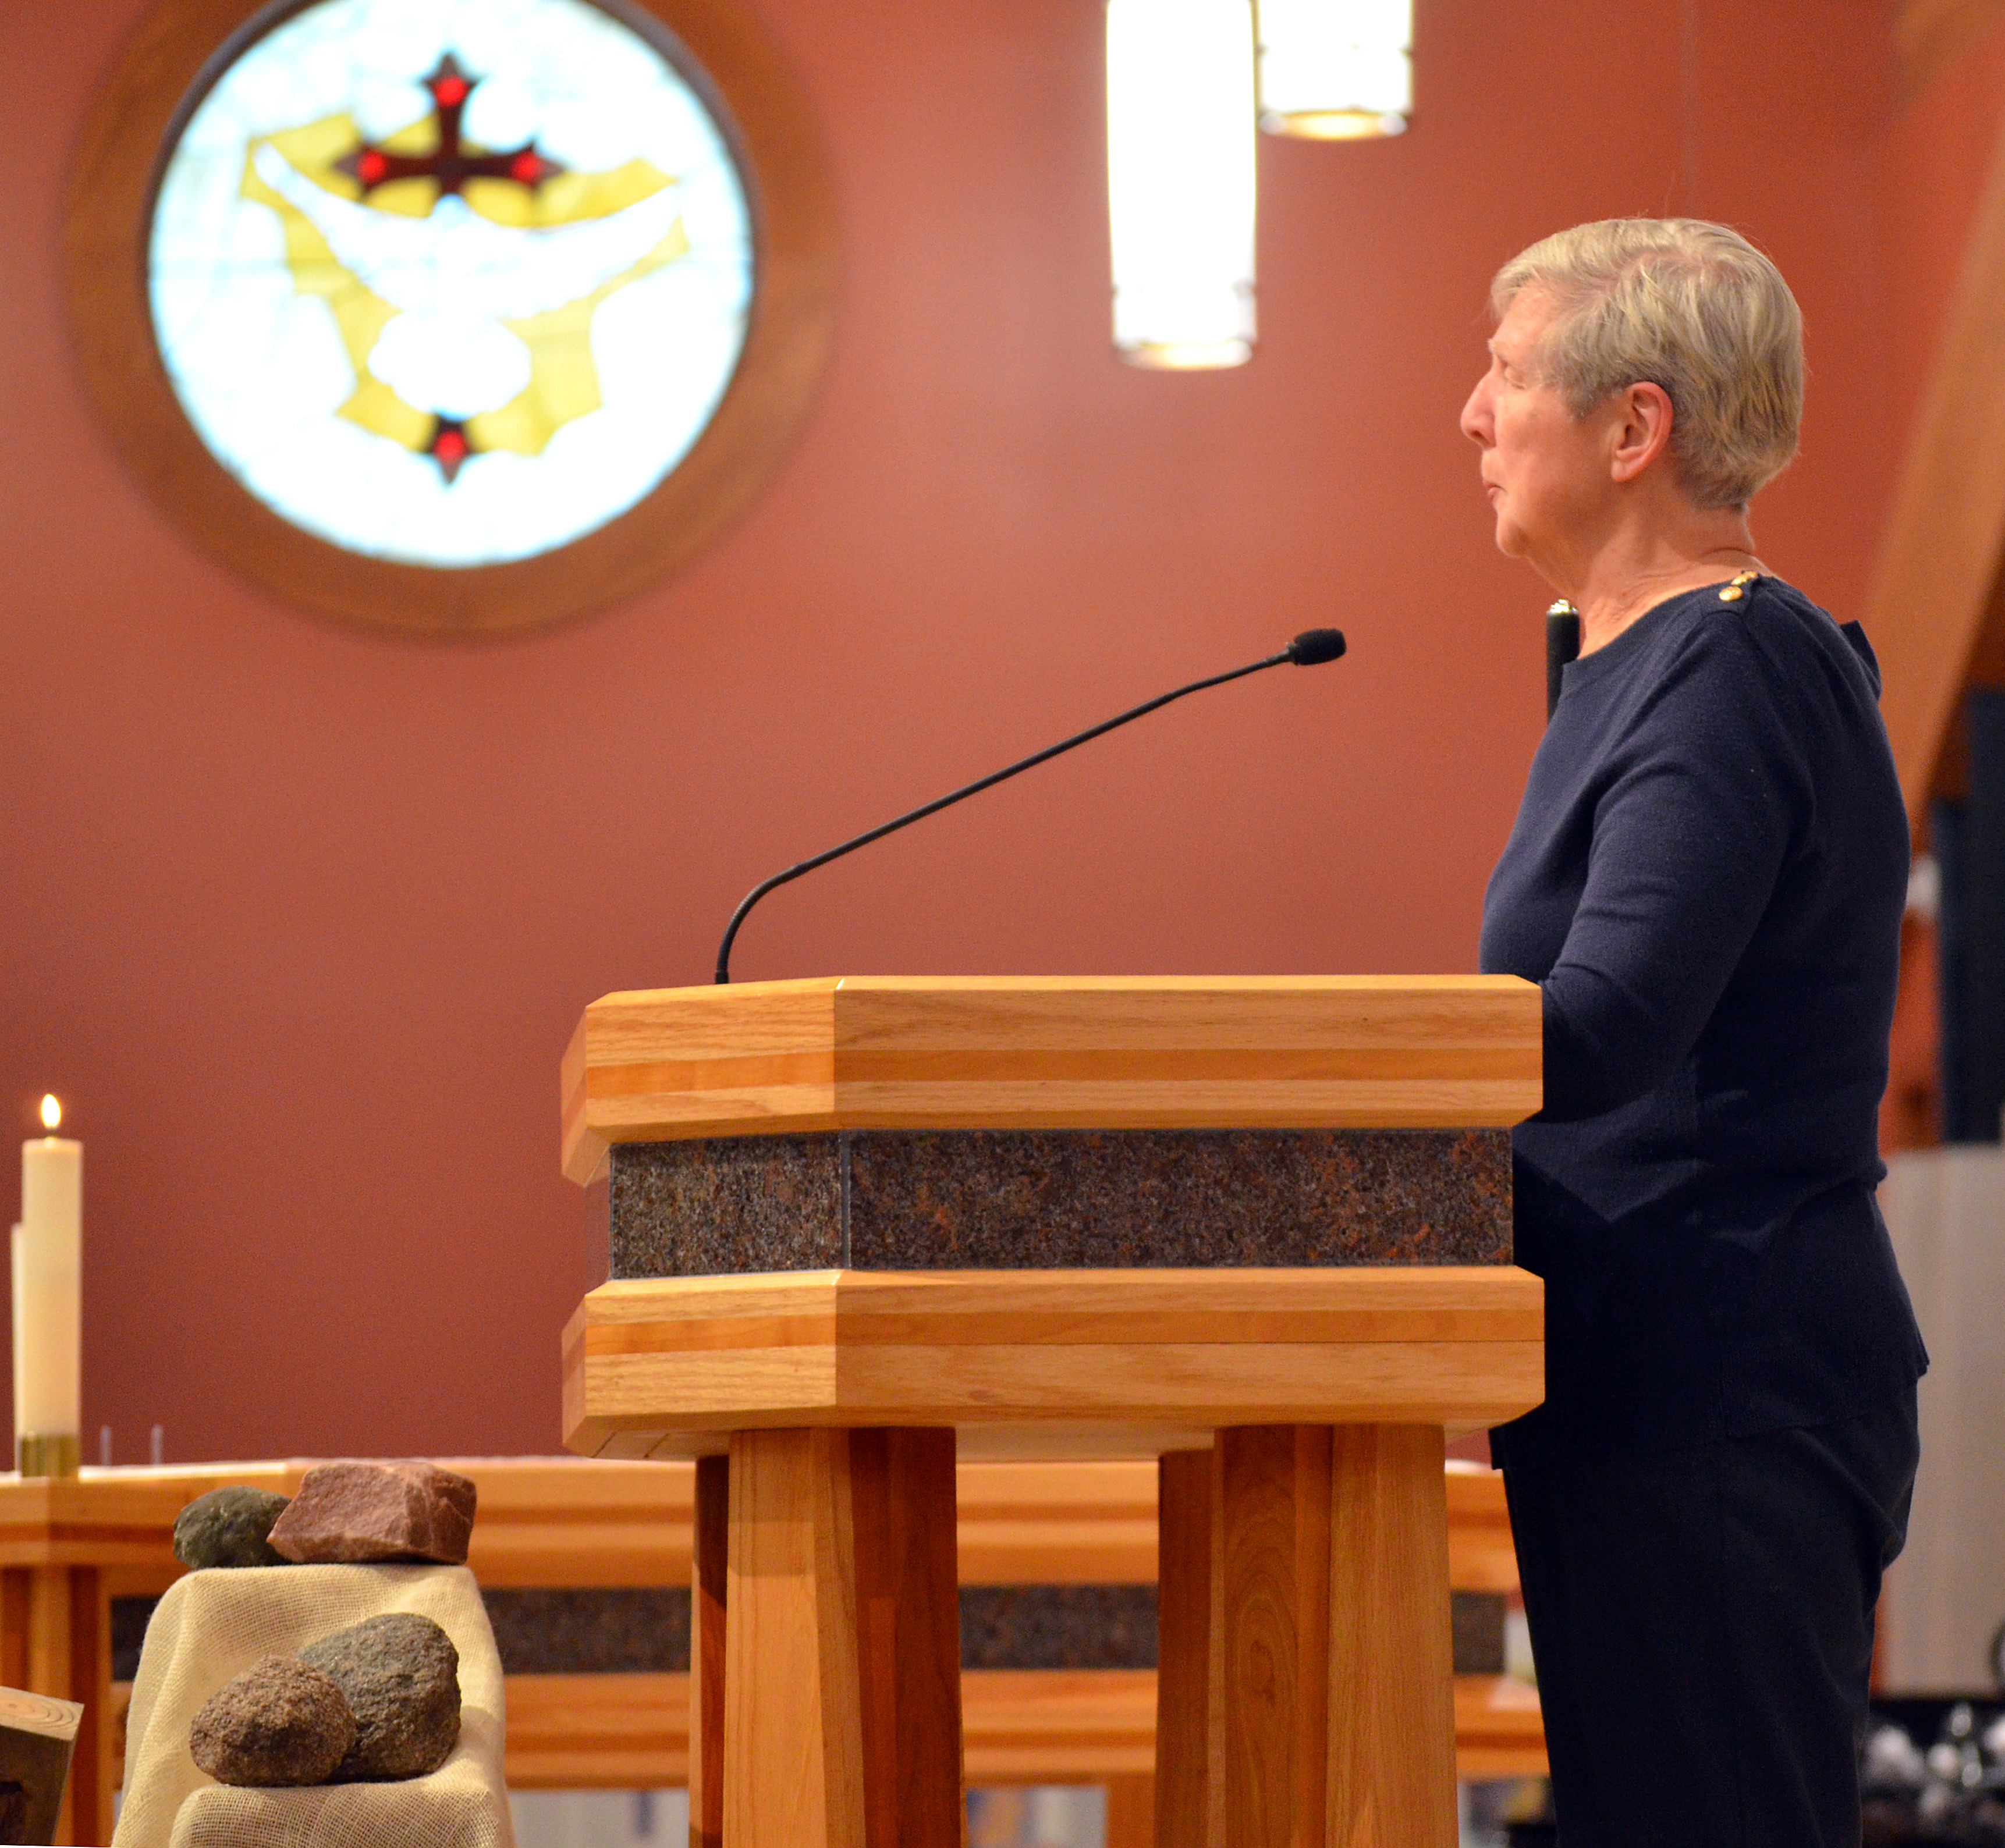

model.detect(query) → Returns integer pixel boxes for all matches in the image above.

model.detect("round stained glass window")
[147,0,757,568]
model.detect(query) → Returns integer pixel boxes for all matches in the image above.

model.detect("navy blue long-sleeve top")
[1479,574,1927,1457]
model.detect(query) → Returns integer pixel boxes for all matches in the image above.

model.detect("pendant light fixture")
[1106,0,1258,369]
[1255,0,1413,140]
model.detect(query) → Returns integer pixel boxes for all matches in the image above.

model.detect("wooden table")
[0,1455,1544,1846]
[563,975,1548,1848]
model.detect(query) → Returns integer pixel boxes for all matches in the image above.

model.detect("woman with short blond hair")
[1466,219,1926,1847]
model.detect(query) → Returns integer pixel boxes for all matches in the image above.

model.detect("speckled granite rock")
[267,1462,476,1565]
[610,1128,1513,1277]
[173,1487,293,1570]
[958,1586,1159,1670]
[481,1588,690,1675]
[1451,1591,1507,1676]
[189,1656,354,1787]
[300,1612,462,1782]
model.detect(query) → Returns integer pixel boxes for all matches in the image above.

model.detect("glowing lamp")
[1255,0,1413,140]
[1106,0,1259,369]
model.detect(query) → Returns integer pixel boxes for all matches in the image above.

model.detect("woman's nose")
[1460,383,1491,445]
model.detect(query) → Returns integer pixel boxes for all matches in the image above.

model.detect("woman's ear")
[1609,381,1675,484]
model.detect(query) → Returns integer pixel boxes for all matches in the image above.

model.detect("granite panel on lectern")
[609,1127,1511,1278]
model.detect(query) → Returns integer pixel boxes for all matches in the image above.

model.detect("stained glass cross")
[335,54,567,201]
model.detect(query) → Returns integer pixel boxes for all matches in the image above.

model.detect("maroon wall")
[0,0,1989,1458]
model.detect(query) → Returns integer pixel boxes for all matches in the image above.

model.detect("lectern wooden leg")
[848,1428,964,1846]
[1214,1427,1332,1848]
[725,1429,866,1844]
[690,1454,728,1848]
[723,1427,963,1848]
[1325,1424,1457,1848]
[1155,1449,1213,1848]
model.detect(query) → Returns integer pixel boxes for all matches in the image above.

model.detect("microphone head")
[1287,628,1347,666]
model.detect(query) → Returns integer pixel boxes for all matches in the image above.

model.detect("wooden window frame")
[63,0,837,638]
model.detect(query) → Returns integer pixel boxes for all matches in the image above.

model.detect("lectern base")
[718,1427,963,1847]
[688,1419,1458,1848]
[569,1265,1536,1847]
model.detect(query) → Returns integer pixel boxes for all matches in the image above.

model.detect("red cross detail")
[336,55,567,203]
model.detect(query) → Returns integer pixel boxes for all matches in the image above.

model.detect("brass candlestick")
[17,1434,79,1480]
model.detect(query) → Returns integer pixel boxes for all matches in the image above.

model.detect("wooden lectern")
[560,976,1543,1848]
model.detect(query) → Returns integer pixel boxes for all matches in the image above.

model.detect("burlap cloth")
[113,1564,513,1848]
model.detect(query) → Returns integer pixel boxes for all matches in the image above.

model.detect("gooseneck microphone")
[714,627,1348,983]
[1545,600,1581,722]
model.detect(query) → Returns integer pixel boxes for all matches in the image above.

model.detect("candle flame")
[38,1096,60,1132]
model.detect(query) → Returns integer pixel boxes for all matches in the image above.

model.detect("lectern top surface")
[563,975,1541,1183]
[591,972,1531,1001]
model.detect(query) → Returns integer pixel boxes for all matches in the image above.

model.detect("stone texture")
[481,1588,689,1675]
[611,1133,843,1277]
[125,1581,1510,1681]
[958,1586,1159,1671]
[300,1612,462,1782]
[611,1128,1513,1277]
[189,1656,355,1787]
[116,1588,697,1681]
[173,1487,294,1570]
[1450,1591,1507,1677]
[267,1462,477,1565]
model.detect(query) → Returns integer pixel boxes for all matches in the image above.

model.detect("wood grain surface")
[1214,1428,1332,1848]
[1325,1426,1459,1848]
[724,1428,866,1844]
[0,1454,1515,1591]
[1154,1451,1212,1848]
[562,975,1542,1179]
[848,1429,965,1847]
[689,1454,728,1848]
[564,1266,1545,1458]
[495,1666,1544,1790]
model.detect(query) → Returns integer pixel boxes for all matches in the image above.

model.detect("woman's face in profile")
[1460,288,1616,565]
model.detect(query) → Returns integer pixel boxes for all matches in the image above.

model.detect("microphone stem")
[714,647,1292,983]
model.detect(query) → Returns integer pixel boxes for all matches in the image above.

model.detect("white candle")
[17,1099,80,1447]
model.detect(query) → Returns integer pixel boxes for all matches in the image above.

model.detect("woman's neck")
[1539,503,1764,655]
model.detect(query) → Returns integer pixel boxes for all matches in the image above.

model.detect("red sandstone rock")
[190,1656,354,1786]
[265,1462,477,1565]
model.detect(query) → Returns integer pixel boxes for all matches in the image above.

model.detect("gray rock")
[173,1487,294,1570]
[267,1462,476,1565]
[189,1656,355,1787]
[300,1613,461,1782]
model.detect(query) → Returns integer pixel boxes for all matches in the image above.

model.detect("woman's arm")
[1539,621,1814,1121]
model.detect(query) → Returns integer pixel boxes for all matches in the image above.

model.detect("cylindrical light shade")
[1255,0,1413,140]
[1107,0,1258,369]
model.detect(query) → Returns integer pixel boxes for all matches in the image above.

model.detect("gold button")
[1719,585,1743,600]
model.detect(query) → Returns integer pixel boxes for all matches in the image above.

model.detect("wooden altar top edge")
[563,974,1543,1182]
[0,1454,1515,1591]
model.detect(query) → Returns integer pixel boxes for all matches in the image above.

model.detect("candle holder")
[16,1435,79,1480]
